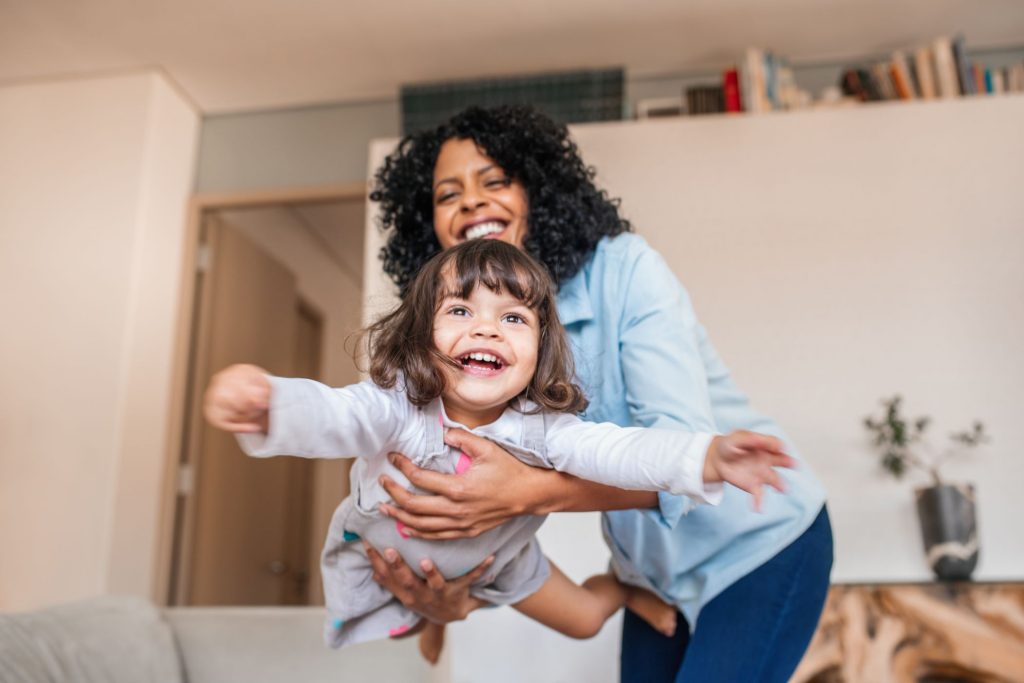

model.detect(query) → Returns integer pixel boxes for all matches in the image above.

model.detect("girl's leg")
[418,622,445,664]
[672,506,833,683]
[625,588,678,638]
[514,561,629,639]
[516,560,680,640]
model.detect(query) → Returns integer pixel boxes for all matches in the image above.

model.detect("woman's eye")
[436,191,457,203]
[485,178,510,189]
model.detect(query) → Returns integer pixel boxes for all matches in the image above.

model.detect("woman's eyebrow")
[433,177,459,190]
[433,165,497,190]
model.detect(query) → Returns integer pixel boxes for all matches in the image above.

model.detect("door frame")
[154,183,367,605]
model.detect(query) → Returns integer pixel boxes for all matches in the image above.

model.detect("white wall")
[365,94,1024,682]
[0,71,199,610]
[196,100,400,192]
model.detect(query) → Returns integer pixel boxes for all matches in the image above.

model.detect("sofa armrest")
[0,595,183,683]
[164,607,433,683]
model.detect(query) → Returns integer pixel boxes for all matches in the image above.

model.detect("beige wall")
[366,94,1024,683]
[573,95,1024,585]
[0,71,199,610]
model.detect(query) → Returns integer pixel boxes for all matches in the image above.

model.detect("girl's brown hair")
[367,239,587,414]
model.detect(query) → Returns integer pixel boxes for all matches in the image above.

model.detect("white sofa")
[0,596,434,683]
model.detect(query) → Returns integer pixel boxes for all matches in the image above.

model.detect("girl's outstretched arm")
[377,428,658,540]
[204,363,273,433]
[218,371,407,460]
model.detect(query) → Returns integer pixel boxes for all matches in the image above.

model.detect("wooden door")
[178,217,315,605]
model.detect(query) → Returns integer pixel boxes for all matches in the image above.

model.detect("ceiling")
[3,0,1023,114]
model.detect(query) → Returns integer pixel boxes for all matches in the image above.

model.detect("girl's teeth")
[465,222,504,240]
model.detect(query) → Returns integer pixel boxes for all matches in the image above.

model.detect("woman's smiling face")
[432,138,529,250]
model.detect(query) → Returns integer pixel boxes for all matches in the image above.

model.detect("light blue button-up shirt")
[556,233,827,629]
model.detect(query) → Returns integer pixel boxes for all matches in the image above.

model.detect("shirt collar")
[556,269,594,326]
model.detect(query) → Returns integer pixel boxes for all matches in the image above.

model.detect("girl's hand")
[365,542,493,623]
[377,428,545,539]
[203,363,272,433]
[704,431,796,511]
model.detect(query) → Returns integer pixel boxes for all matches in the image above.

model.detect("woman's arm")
[378,428,657,540]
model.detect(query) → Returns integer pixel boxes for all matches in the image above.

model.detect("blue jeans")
[620,506,833,683]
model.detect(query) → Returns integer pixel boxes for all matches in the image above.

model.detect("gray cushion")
[0,595,183,683]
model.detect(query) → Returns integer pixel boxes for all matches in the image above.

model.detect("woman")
[365,105,832,682]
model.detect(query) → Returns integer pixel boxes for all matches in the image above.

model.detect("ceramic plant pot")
[915,483,978,581]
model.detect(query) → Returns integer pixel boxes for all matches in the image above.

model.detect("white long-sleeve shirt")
[237,376,720,648]
[241,376,721,502]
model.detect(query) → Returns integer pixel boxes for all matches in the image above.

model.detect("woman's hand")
[365,542,493,623]
[378,428,546,539]
[378,428,659,539]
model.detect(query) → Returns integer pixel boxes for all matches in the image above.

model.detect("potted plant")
[863,395,989,581]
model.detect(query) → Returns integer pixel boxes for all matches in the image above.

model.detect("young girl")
[204,239,793,660]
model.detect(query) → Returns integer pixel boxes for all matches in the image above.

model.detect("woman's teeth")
[464,222,505,240]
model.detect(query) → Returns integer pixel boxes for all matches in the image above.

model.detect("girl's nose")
[471,320,501,338]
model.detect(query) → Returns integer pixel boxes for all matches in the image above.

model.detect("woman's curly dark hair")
[370,105,631,295]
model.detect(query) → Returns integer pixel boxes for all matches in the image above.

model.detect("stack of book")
[685,85,725,115]
[741,49,813,113]
[637,36,1023,120]
[838,35,1024,102]
[679,68,748,116]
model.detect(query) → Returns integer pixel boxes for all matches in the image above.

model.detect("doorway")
[166,187,366,606]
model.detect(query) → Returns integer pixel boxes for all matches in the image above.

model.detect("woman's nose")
[460,186,487,212]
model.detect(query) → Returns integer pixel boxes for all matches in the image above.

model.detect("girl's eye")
[503,313,527,325]
[449,306,470,317]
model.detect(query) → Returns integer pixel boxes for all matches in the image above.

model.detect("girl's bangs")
[437,243,548,311]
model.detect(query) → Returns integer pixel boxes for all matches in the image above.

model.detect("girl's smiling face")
[432,276,539,428]
[432,138,530,251]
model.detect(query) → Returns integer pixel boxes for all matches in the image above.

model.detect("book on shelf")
[871,63,897,100]
[1010,64,1024,91]
[913,46,938,99]
[932,37,960,98]
[723,67,743,112]
[890,52,916,99]
[685,85,725,115]
[744,47,770,113]
[991,69,1005,94]
[951,35,974,95]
